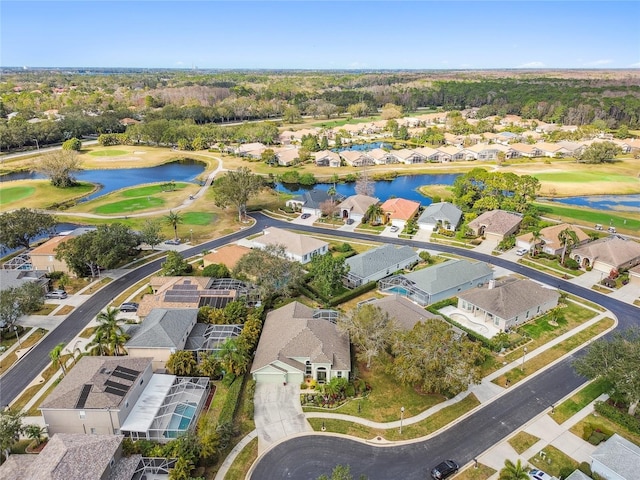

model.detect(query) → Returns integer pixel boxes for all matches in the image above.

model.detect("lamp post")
[399,406,405,434]
[190,229,193,243]
[13,326,21,347]
[522,346,527,372]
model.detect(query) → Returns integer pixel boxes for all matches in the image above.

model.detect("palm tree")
[217,338,249,376]
[49,342,67,376]
[167,350,197,376]
[24,424,47,447]
[530,228,543,256]
[86,307,128,356]
[165,210,183,241]
[558,228,579,266]
[498,459,529,480]
[327,184,337,203]
[365,203,384,226]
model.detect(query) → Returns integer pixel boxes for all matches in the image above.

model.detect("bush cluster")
[593,401,640,435]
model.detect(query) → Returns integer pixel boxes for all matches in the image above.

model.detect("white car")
[528,469,554,480]
[516,247,528,256]
[389,226,400,233]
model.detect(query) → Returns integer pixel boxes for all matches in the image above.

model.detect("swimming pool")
[164,402,197,438]
[383,286,409,295]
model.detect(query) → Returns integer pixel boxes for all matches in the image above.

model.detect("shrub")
[333,242,354,253]
[564,257,580,270]
[218,376,245,425]
[62,137,82,151]
[578,462,593,476]
[593,401,640,434]
[328,281,377,306]
[202,263,230,278]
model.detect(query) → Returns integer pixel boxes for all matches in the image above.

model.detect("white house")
[251,227,329,264]
[590,433,640,480]
[417,202,463,232]
[344,244,419,288]
[336,194,379,223]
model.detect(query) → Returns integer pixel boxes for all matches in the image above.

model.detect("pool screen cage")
[125,377,209,443]
[378,275,430,306]
[207,278,261,306]
[188,324,243,362]
[131,457,177,480]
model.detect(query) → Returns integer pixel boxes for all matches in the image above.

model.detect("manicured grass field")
[121,183,188,197]
[0,185,36,203]
[552,378,612,424]
[508,430,541,454]
[94,197,166,214]
[182,211,216,225]
[528,445,578,478]
[535,202,640,233]
[88,149,128,157]
[534,171,638,184]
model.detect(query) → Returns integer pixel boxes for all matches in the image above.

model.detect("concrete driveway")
[253,382,311,454]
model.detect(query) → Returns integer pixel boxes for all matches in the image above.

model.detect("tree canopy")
[212,167,263,222]
[37,150,82,187]
[0,208,56,250]
[338,304,394,369]
[309,252,349,298]
[161,251,192,276]
[577,141,622,163]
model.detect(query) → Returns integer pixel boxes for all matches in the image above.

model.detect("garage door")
[286,372,303,386]
[254,372,286,384]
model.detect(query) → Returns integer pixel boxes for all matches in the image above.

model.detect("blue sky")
[2,1,639,69]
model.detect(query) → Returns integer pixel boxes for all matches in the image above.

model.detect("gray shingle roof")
[572,236,640,268]
[345,245,419,280]
[565,471,592,480]
[125,308,197,349]
[292,189,345,209]
[369,295,441,330]
[251,301,350,373]
[402,259,493,294]
[591,433,640,480]
[0,269,48,292]
[418,202,462,227]
[458,277,559,320]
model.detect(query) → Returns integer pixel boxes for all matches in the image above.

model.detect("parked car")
[119,302,139,312]
[346,218,355,225]
[516,247,528,256]
[164,239,181,245]
[45,290,68,299]
[607,226,616,233]
[594,224,603,230]
[301,213,311,219]
[390,225,400,233]
[430,460,459,479]
[528,469,554,480]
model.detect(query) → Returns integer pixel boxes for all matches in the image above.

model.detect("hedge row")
[594,401,640,435]
[427,298,496,351]
[218,375,246,426]
[328,281,377,307]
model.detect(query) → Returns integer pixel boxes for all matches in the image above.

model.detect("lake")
[0,159,206,201]
[547,194,640,213]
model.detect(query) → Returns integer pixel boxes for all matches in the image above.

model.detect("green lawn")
[534,202,640,233]
[534,171,638,183]
[88,149,129,157]
[508,431,541,454]
[453,464,496,480]
[94,197,166,214]
[182,211,216,225]
[528,445,578,478]
[224,437,258,480]
[312,115,382,128]
[121,183,189,197]
[552,378,612,424]
[0,185,36,203]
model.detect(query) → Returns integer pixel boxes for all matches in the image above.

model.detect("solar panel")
[104,379,131,394]
[105,386,127,397]
[112,366,139,380]
[173,284,198,290]
[75,384,92,409]
[198,296,232,309]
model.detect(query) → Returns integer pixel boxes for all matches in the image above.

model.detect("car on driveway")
[516,247,528,256]
[301,213,311,219]
[346,218,355,225]
[528,469,554,480]
[119,302,139,312]
[45,290,68,299]
[390,225,399,233]
[431,460,459,479]
[164,239,181,245]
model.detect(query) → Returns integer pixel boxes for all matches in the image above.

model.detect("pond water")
[276,173,461,204]
[334,142,393,152]
[0,159,206,201]
[547,194,640,213]
[0,222,84,258]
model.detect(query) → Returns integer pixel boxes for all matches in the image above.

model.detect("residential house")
[394,148,426,164]
[337,194,379,223]
[436,145,464,162]
[463,143,504,160]
[590,433,640,480]
[417,202,463,232]
[124,308,198,370]
[287,189,345,217]
[251,227,329,264]
[40,356,209,442]
[379,259,493,306]
[0,433,146,480]
[138,276,259,318]
[556,141,587,157]
[516,223,590,256]
[379,198,421,228]
[366,295,446,331]
[467,210,523,242]
[570,236,640,274]
[509,143,542,158]
[273,146,299,166]
[339,150,374,167]
[367,148,399,164]
[536,142,570,157]
[235,142,266,158]
[314,150,341,167]
[344,244,419,288]
[565,471,592,480]
[251,301,350,385]
[629,264,640,287]
[494,131,521,144]
[29,227,97,275]
[0,269,49,294]
[202,244,251,270]
[457,277,560,331]
[413,146,441,162]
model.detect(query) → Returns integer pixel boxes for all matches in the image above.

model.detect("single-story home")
[629,264,640,287]
[124,308,198,370]
[251,227,329,264]
[337,194,379,223]
[273,146,300,166]
[394,148,426,164]
[367,148,399,164]
[251,301,350,385]
[235,142,266,158]
[344,244,419,288]
[339,150,374,167]
[286,189,345,217]
[417,202,463,232]
[509,143,542,158]
[457,277,560,331]
[202,244,251,270]
[570,236,640,274]
[138,276,259,318]
[314,150,341,167]
[0,269,49,294]
[366,295,445,330]
[467,210,523,242]
[380,197,421,228]
[516,223,590,256]
[413,146,441,162]
[590,433,640,480]
[379,259,493,306]
[40,356,209,443]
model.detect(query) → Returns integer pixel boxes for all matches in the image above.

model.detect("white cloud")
[628,61,640,68]
[517,61,545,68]
[175,61,185,66]
[583,59,613,67]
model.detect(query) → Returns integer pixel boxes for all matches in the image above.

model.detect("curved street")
[1,212,637,479]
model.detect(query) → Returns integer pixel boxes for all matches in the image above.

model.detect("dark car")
[301,213,311,219]
[346,218,355,225]
[164,239,181,245]
[431,460,459,480]
[119,302,139,312]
